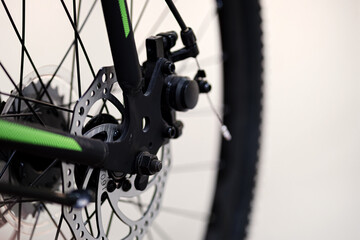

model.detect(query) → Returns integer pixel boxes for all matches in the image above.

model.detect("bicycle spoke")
[1,201,16,218]
[130,0,133,22]
[119,199,208,221]
[41,202,66,239]
[136,196,154,240]
[0,113,42,118]
[0,91,70,114]
[69,34,76,130]
[73,0,82,98]
[152,222,172,240]
[105,211,114,237]
[29,159,59,187]
[29,208,41,240]
[0,91,93,118]
[137,0,178,54]
[84,200,105,226]
[0,199,38,207]
[17,201,21,240]
[0,0,54,105]
[84,210,96,226]
[176,7,219,73]
[54,213,64,240]
[0,151,16,180]
[136,196,144,213]
[98,99,110,115]
[147,229,154,240]
[171,161,218,173]
[0,63,45,125]
[60,0,95,78]
[37,0,98,103]
[133,0,149,32]
[84,207,94,235]
[17,0,26,116]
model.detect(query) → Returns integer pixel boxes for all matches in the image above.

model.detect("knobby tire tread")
[205,0,263,239]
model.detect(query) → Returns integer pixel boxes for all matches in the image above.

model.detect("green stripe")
[118,0,130,38]
[0,120,82,152]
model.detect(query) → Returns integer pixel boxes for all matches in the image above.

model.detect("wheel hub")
[62,66,171,240]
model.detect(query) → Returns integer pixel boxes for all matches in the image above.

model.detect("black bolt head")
[122,179,132,192]
[162,61,175,74]
[137,151,163,175]
[150,160,162,173]
[135,174,149,191]
[166,126,176,138]
[107,180,117,193]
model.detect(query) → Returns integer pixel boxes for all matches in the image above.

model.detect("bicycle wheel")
[0,0,263,239]
[205,0,263,239]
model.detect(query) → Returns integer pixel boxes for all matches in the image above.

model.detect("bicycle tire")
[0,0,263,239]
[205,0,263,239]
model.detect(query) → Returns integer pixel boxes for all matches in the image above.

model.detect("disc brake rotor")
[63,66,171,240]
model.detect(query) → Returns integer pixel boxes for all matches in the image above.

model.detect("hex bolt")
[137,151,163,175]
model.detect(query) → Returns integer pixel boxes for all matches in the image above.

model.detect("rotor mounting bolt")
[137,151,162,175]
[122,179,132,192]
[107,180,116,193]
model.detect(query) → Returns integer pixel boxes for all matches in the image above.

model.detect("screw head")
[122,179,131,192]
[106,180,116,193]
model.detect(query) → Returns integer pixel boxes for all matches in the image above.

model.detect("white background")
[250,1,360,239]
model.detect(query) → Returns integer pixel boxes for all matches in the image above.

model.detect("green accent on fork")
[0,120,82,152]
[118,0,130,38]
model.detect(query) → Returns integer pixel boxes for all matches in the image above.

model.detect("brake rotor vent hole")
[78,107,84,116]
